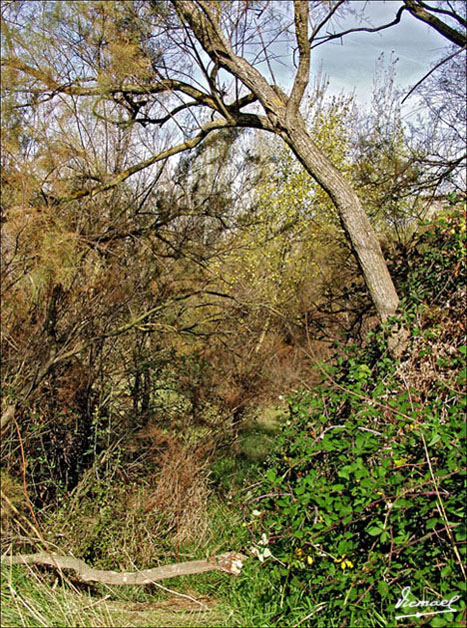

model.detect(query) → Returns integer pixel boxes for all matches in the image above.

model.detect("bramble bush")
[241,204,466,627]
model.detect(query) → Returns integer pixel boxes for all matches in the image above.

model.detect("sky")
[295,0,455,107]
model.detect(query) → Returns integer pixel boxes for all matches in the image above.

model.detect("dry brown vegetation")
[1,3,465,626]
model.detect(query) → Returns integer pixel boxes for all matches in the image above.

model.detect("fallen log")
[1,551,247,585]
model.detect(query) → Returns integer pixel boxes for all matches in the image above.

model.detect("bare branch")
[172,1,287,123]
[62,118,236,202]
[414,1,466,27]
[310,6,406,50]
[1,58,218,106]
[309,0,346,42]
[401,45,466,103]
[403,0,466,47]
[288,1,310,114]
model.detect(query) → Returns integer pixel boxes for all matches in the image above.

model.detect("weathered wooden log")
[1,551,247,585]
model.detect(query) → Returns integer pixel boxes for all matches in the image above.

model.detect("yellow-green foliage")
[308,95,355,222]
[211,95,356,323]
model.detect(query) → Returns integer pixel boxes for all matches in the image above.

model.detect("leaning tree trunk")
[283,118,400,323]
[172,0,400,326]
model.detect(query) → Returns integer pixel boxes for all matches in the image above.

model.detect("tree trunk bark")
[172,0,401,326]
[283,119,400,322]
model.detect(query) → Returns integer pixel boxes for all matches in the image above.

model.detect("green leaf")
[455,524,466,541]
[428,432,441,447]
[332,484,345,492]
[430,613,453,627]
[380,530,390,542]
[377,581,389,597]
[338,465,353,479]
[265,470,277,483]
[367,526,383,536]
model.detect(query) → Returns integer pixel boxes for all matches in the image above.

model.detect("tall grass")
[1,562,241,628]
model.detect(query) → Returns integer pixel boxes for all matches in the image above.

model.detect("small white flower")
[250,546,272,562]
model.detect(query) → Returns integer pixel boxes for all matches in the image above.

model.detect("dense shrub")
[243,205,466,627]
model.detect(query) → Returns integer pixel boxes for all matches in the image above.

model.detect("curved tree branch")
[403,0,466,47]
[310,6,406,49]
[62,118,236,202]
[1,58,218,106]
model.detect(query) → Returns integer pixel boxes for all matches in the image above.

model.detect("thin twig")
[401,46,466,104]
[294,602,327,626]
[420,432,466,580]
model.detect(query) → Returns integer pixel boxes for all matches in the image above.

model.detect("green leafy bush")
[241,205,466,627]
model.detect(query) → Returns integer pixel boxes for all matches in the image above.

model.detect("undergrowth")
[1,205,465,627]
[235,206,466,627]
[0,562,238,628]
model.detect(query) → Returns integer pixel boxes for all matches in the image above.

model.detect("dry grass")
[1,563,230,628]
[2,423,220,577]
[1,472,25,538]
[395,285,466,408]
[143,431,212,546]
